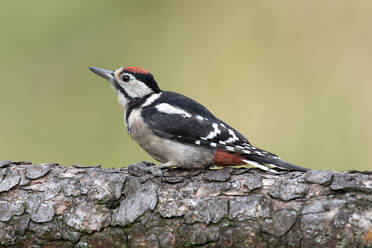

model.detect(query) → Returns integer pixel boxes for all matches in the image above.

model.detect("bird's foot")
[128,161,172,177]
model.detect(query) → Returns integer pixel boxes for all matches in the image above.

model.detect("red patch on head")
[213,150,246,166]
[124,66,149,74]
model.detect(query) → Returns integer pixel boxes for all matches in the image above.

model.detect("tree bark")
[0,160,371,248]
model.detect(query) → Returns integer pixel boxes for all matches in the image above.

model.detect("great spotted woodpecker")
[89,66,308,175]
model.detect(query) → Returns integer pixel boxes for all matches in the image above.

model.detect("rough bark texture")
[0,160,371,248]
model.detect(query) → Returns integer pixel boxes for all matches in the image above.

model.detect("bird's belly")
[127,110,214,168]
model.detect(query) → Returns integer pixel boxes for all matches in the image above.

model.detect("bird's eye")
[121,75,130,82]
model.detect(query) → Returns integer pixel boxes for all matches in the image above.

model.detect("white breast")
[126,109,215,169]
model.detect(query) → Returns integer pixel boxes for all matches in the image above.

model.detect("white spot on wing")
[225,146,235,151]
[195,140,201,145]
[219,141,226,145]
[225,129,239,143]
[210,142,217,147]
[196,115,204,121]
[202,123,221,140]
[268,163,280,168]
[155,103,192,118]
[242,160,279,174]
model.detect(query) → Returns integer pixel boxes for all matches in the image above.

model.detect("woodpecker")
[89,66,307,175]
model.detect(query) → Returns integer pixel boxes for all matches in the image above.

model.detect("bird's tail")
[242,155,308,173]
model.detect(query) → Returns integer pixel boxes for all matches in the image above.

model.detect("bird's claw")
[128,162,166,177]
[148,167,164,177]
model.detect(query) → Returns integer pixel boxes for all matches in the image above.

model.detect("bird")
[89,66,308,176]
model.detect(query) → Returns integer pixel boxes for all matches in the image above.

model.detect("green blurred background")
[1,1,371,171]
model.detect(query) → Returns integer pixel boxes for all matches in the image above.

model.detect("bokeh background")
[1,1,371,171]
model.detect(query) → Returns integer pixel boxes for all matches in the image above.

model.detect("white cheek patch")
[123,78,153,98]
[155,103,192,118]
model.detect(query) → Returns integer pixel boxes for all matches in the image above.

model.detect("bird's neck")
[120,93,158,132]
[116,93,129,113]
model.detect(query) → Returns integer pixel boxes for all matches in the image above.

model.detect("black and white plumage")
[89,66,308,175]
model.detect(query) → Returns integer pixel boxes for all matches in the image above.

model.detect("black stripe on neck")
[125,93,153,123]
[113,80,131,99]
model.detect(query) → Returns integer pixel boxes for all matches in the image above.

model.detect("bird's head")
[89,66,161,100]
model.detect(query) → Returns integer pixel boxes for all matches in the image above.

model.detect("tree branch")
[0,160,371,247]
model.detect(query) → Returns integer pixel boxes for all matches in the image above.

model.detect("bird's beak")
[89,67,115,81]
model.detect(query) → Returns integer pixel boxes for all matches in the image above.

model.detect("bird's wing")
[141,91,278,157]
